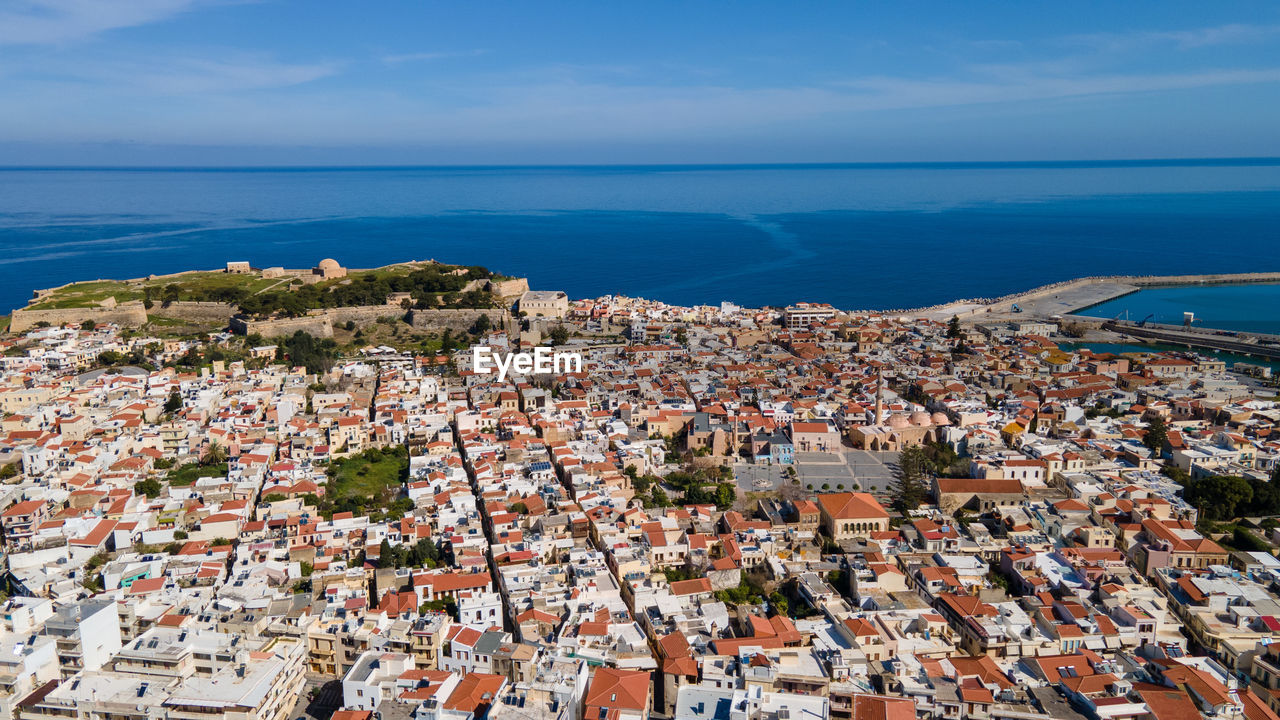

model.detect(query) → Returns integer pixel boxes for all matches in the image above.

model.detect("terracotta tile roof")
[584,667,651,714]
[817,492,888,520]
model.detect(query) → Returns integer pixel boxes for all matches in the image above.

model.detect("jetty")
[1100,320,1280,361]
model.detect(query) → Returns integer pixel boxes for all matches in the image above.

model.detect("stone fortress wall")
[407,308,514,333]
[10,302,150,333]
[11,301,241,333]
[228,307,513,339]
[230,314,337,339]
[487,277,530,299]
[148,301,241,324]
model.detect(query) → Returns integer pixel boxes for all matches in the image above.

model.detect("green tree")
[277,330,339,375]
[1161,462,1190,485]
[1184,475,1252,521]
[920,441,963,477]
[768,591,789,617]
[470,314,492,336]
[203,441,228,466]
[1231,527,1271,553]
[164,389,183,414]
[135,478,162,498]
[1143,415,1168,456]
[827,570,847,595]
[407,538,442,568]
[650,487,672,507]
[714,483,736,510]
[1245,474,1280,516]
[890,446,930,514]
[947,315,961,339]
[548,325,570,346]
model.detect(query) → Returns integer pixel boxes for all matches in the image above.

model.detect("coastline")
[908,271,1280,321]
[12,266,1280,332]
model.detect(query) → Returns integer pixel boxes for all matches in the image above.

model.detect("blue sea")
[3,160,1280,315]
[1078,284,1280,335]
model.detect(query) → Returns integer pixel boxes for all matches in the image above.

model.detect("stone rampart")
[407,308,511,333]
[148,301,239,324]
[228,304,514,338]
[10,302,149,333]
[230,314,335,339]
[488,278,530,299]
[330,305,407,325]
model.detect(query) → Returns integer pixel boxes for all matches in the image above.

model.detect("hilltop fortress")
[9,258,532,335]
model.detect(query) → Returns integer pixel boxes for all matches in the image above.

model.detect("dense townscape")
[2,269,1280,720]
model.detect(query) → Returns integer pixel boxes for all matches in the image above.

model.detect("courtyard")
[794,449,899,496]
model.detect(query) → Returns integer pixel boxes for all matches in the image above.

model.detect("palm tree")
[203,441,228,466]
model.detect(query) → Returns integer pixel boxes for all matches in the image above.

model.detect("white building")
[43,599,122,678]
[343,651,415,711]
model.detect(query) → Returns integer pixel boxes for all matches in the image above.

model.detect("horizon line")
[2,156,1280,172]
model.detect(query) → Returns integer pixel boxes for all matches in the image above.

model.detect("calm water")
[1059,342,1280,373]
[1077,284,1280,335]
[3,161,1280,314]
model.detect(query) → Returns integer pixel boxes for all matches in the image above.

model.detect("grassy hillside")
[24,261,494,311]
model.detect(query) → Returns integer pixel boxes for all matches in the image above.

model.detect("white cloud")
[106,56,339,94]
[0,0,216,45]
[381,49,488,65]
[1062,23,1280,53]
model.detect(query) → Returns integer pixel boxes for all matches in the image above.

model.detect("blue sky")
[2,1,1280,164]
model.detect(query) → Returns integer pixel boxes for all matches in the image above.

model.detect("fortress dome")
[910,411,932,426]
[314,258,347,280]
[888,414,910,429]
[931,412,952,426]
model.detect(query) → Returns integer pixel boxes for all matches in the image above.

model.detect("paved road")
[1011,282,1139,318]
